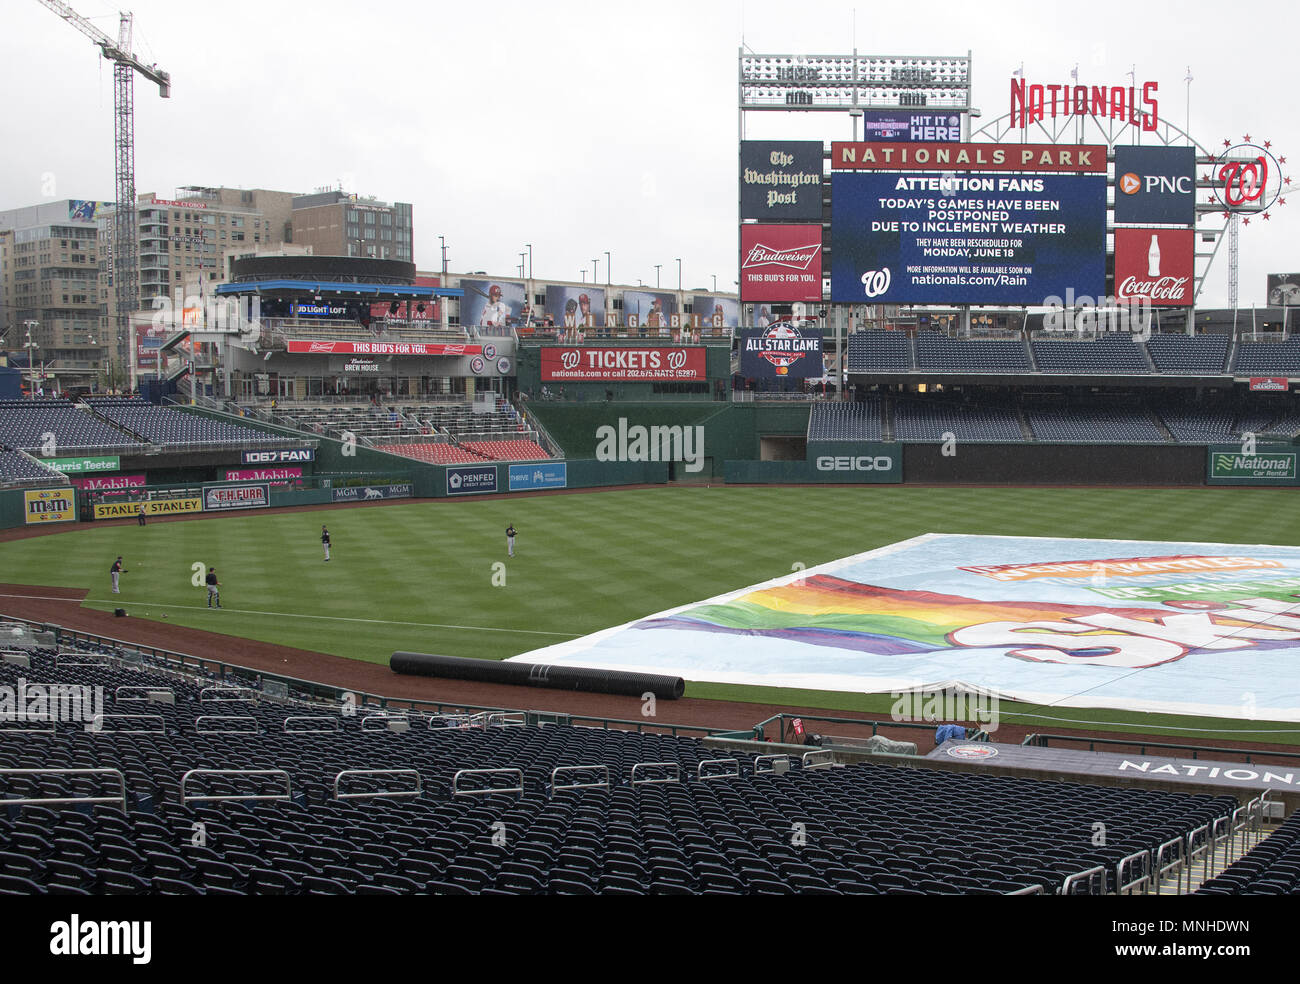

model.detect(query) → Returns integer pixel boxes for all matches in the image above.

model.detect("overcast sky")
[2,0,1295,307]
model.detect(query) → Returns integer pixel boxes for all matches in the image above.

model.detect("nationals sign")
[740,224,823,302]
[286,340,483,356]
[540,347,706,382]
[1113,228,1194,306]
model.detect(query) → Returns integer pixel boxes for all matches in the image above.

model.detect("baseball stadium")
[2,42,1299,916]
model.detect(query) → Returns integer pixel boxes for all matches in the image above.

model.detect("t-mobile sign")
[1113,228,1194,306]
[740,224,823,302]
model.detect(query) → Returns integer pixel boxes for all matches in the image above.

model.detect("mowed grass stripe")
[3,485,1300,696]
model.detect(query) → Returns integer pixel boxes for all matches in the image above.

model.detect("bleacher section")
[1198,811,1300,895]
[845,332,913,372]
[807,400,883,441]
[0,450,65,488]
[88,399,285,449]
[463,440,550,460]
[1026,407,1166,443]
[0,399,144,455]
[1232,339,1300,375]
[892,400,1024,442]
[373,443,487,465]
[915,333,1033,373]
[0,644,1240,895]
[1030,337,1150,374]
[1147,335,1230,374]
[1159,408,1238,443]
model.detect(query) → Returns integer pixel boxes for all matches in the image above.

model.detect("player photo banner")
[546,286,606,328]
[831,142,1107,173]
[460,278,526,329]
[740,325,825,378]
[540,347,706,382]
[691,295,740,328]
[285,340,482,356]
[203,483,270,512]
[24,489,75,525]
[1113,228,1194,307]
[740,224,823,303]
[1267,274,1300,306]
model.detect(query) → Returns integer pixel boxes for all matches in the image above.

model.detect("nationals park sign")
[540,347,706,382]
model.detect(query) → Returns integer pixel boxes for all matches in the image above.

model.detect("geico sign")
[816,455,893,471]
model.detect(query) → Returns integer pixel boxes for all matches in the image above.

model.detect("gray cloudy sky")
[2,0,1295,306]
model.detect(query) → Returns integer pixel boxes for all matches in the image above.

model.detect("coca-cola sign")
[1113,228,1194,307]
[740,224,823,302]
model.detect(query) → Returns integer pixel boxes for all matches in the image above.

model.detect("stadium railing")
[1023,732,1300,767]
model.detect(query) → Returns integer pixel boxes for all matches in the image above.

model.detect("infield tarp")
[508,534,1300,721]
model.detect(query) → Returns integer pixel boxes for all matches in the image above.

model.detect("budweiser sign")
[286,340,482,356]
[1113,228,1194,307]
[740,224,823,303]
[743,243,821,270]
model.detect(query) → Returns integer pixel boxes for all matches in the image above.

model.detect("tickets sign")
[539,347,706,382]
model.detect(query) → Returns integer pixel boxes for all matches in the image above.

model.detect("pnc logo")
[1118,172,1141,195]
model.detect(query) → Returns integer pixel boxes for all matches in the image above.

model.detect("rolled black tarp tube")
[390,652,685,700]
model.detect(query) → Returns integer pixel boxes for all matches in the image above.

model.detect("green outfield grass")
[3,485,1300,742]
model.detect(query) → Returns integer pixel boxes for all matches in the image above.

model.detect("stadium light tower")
[676,258,682,291]
[654,264,662,288]
[39,1,171,375]
[605,251,611,286]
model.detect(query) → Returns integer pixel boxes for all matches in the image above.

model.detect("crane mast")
[38,1,170,381]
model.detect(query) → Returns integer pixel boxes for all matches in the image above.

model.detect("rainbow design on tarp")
[508,534,1300,720]
[636,575,1260,655]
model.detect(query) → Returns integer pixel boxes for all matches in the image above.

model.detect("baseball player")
[479,285,510,327]
[321,525,331,561]
[205,568,221,608]
[110,556,126,594]
[137,499,147,526]
[506,524,517,558]
[578,293,594,327]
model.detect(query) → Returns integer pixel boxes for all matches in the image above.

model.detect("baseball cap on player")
[489,285,502,298]
[579,294,589,303]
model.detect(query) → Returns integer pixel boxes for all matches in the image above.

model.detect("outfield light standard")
[604,251,611,286]
[581,269,587,283]
[712,274,717,292]
[676,258,682,291]
[654,264,661,288]
[22,320,39,399]
[525,244,532,280]
[438,235,447,276]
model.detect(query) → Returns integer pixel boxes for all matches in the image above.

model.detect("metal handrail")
[451,768,523,798]
[88,713,166,735]
[1154,836,1185,896]
[753,754,792,775]
[1061,865,1107,895]
[697,758,740,781]
[362,713,409,732]
[629,762,681,786]
[180,768,291,805]
[550,764,610,795]
[1117,850,1152,895]
[0,767,127,812]
[802,749,835,769]
[283,716,341,733]
[194,715,259,735]
[333,769,422,801]
[199,686,256,703]
[114,685,174,703]
[1005,883,1046,895]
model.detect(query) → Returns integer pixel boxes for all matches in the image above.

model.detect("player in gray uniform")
[506,524,516,558]
[322,525,331,561]
[111,556,126,593]
[206,568,221,608]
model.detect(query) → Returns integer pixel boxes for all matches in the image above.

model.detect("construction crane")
[38,1,170,378]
